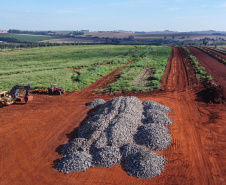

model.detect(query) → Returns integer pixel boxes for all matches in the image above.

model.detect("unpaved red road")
[0,47,225,185]
[188,46,226,89]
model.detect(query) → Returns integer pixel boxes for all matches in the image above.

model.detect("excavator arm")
[9,84,33,103]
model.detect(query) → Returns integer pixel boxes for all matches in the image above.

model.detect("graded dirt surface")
[0,47,225,185]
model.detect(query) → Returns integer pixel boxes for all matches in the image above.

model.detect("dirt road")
[0,47,225,185]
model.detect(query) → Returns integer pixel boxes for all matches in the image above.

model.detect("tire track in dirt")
[163,47,189,91]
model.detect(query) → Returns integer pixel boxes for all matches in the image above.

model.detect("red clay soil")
[0,47,225,185]
[188,47,226,92]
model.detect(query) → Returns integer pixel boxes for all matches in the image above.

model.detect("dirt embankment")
[0,47,225,185]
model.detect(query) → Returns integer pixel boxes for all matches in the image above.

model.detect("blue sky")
[0,0,226,31]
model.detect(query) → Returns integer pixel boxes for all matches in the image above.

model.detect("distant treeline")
[0,42,85,49]
[8,29,56,35]
[0,42,162,50]
[8,29,84,37]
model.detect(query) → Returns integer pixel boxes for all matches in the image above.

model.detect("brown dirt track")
[0,47,225,185]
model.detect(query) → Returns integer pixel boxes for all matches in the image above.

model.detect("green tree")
[203,40,208,45]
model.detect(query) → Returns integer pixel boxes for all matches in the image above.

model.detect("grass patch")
[0,45,133,76]
[0,34,61,43]
[0,45,141,92]
[104,46,171,92]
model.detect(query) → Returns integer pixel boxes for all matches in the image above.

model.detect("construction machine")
[0,91,14,107]
[0,84,33,107]
[48,84,65,95]
[9,84,33,103]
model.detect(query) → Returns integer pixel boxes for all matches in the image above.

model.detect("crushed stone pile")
[120,143,147,161]
[143,100,171,112]
[60,138,89,156]
[92,146,122,168]
[87,98,106,108]
[144,109,173,126]
[125,151,167,178]
[56,151,92,174]
[134,124,172,151]
[57,96,173,179]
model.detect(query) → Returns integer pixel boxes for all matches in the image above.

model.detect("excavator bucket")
[24,95,33,103]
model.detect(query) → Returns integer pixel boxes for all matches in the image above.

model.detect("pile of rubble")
[56,96,173,178]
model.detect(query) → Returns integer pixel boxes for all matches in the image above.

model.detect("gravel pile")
[125,151,167,178]
[57,151,92,174]
[144,109,173,126]
[143,100,171,112]
[92,146,122,168]
[87,98,106,108]
[60,138,89,156]
[78,96,143,148]
[120,143,147,161]
[134,124,172,151]
[57,96,173,179]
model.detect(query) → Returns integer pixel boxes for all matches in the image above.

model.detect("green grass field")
[0,45,138,91]
[103,46,171,92]
[0,45,171,92]
[0,34,61,42]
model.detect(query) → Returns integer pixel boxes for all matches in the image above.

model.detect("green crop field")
[103,46,171,92]
[0,34,61,42]
[0,45,171,92]
[0,45,138,91]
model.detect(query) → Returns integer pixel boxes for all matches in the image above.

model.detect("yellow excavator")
[0,84,33,107]
[0,91,14,107]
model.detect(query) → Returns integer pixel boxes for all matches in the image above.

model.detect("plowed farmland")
[188,46,226,96]
[0,47,225,185]
[204,47,226,60]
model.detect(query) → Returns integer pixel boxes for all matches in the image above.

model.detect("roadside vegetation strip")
[103,46,171,92]
[183,47,212,81]
[195,47,226,64]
